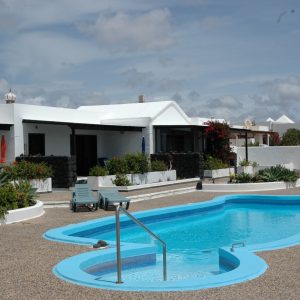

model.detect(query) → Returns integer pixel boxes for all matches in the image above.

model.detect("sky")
[0,0,300,123]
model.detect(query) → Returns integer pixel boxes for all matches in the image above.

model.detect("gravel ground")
[1,188,300,300]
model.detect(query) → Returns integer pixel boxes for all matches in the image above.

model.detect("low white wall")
[204,168,235,178]
[0,200,44,225]
[202,179,300,192]
[88,170,176,189]
[237,146,300,170]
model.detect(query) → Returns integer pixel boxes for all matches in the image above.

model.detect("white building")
[265,115,300,137]
[1,92,222,175]
[0,91,271,176]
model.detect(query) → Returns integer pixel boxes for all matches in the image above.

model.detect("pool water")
[82,203,300,282]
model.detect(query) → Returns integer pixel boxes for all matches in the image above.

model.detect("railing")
[115,204,167,284]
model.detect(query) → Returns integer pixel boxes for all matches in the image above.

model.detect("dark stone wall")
[16,156,77,188]
[151,152,204,179]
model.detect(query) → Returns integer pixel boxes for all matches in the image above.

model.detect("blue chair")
[71,184,98,212]
[98,189,130,211]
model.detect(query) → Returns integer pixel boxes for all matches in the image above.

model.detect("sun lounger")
[98,189,130,211]
[71,184,99,212]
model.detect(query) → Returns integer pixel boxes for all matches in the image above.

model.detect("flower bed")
[0,200,44,225]
[1,160,53,192]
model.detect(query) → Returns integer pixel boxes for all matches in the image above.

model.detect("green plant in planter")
[258,165,298,182]
[125,153,149,174]
[0,183,18,218]
[204,155,228,170]
[235,172,252,183]
[15,180,37,208]
[112,173,131,186]
[89,165,108,176]
[239,159,251,167]
[150,160,168,172]
[106,157,128,175]
[2,161,53,181]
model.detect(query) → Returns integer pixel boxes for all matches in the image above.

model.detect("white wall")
[98,130,143,158]
[237,146,300,169]
[0,104,14,124]
[23,123,71,156]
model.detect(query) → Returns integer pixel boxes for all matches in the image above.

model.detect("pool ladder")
[115,204,167,284]
[230,242,245,252]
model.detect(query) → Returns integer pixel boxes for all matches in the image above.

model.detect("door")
[74,135,97,176]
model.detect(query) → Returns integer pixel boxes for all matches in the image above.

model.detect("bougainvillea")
[269,132,281,146]
[204,121,231,163]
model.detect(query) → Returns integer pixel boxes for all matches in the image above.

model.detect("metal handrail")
[115,204,167,284]
[230,242,245,252]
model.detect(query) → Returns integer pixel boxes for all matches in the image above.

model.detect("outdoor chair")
[98,189,131,211]
[71,184,99,212]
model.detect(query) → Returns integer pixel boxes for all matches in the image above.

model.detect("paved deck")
[1,187,300,299]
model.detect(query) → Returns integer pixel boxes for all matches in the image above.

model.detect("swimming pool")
[44,194,300,291]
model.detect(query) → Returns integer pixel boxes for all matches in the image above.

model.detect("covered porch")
[22,120,144,176]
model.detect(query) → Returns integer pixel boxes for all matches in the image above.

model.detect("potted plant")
[87,153,176,188]
[237,160,258,175]
[1,161,53,193]
[203,156,234,178]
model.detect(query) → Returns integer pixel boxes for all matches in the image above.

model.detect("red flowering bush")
[269,132,281,146]
[204,121,231,163]
[2,160,53,181]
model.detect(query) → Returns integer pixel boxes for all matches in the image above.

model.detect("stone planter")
[128,170,176,185]
[0,200,44,225]
[237,166,254,175]
[204,168,235,178]
[30,178,52,193]
[87,175,116,190]
[87,170,177,189]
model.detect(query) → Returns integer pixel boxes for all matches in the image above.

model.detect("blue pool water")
[45,195,300,291]
[76,202,300,282]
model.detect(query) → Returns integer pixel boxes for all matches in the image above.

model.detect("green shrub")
[204,156,228,170]
[249,141,259,147]
[0,183,18,218]
[89,165,108,176]
[2,161,53,181]
[150,160,168,172]
[239,160,258,167]
[112,173,131,186]
[258,165,298,182]
[239,159,251,167]
[281,128,300,145]
[106,157,128,175]
[0,180,37,219]
[15,180,37,208]
[125,153,149,174]
[235,172,252,183]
